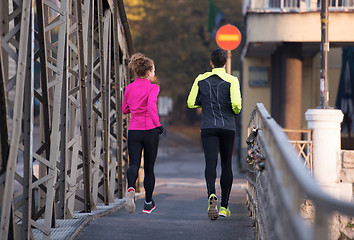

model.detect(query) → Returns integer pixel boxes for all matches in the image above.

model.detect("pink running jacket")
[122,78,161,130]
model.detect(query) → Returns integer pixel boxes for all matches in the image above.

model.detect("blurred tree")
[123,0,243,125]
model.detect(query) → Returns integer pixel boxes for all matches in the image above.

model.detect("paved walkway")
[74,126,255,240]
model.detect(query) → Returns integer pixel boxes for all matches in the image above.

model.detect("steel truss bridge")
[0,0,133,238]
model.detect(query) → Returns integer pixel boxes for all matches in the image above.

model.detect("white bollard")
[305,109,344,196]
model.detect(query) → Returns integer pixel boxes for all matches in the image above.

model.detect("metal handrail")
[247,103,354,240]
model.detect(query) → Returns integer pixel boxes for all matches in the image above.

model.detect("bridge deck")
[74,127,254,240]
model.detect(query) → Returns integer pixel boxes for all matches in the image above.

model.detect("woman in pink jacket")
[122,53,163,214]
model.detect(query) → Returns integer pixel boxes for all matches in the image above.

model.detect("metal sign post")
[320,0,329,108]
[227,50,232,74]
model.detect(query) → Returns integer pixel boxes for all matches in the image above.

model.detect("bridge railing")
[246,103,354,240]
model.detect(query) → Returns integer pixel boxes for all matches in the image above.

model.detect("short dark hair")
[211,48,227,67]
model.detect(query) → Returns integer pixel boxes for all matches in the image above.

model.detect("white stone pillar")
[305,109,343,188]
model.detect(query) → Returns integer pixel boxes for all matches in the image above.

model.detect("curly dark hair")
[128,53,154,77]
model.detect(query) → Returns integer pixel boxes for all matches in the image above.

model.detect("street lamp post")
[320,0,330,108]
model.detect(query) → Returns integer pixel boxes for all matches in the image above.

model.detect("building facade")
[241,0,354,149]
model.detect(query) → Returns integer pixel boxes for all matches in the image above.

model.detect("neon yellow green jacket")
[187,68,242,130]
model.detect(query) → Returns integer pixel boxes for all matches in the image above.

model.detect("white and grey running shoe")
[125,187,136,213]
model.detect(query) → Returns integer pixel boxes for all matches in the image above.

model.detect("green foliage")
[346,222,354,228]
[124,0,242,124]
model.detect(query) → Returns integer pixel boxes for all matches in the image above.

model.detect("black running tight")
[201,128,235,208]
[127,128,160,202]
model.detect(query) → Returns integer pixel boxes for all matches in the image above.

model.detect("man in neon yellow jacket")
[187,48,242,220]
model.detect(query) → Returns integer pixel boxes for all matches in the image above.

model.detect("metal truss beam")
[0,0,132,238]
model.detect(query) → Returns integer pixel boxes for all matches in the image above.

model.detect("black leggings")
[127,128,160,202]
[201,128,235,208]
